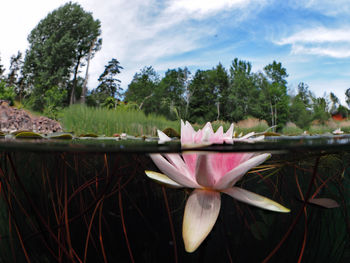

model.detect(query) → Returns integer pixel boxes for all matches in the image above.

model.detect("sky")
[0,0,350,104]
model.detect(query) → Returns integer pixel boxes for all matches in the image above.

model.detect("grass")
[60,104,179,136]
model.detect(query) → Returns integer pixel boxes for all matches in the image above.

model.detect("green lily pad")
[79,133,98,138]
[47,133,74,140]
[11,129,33,135]
[15,131,44,139]
[162,127,180,138]
[263,131,281,136]
[0,131,5,137]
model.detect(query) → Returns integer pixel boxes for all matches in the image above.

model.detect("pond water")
[0,136,349,262]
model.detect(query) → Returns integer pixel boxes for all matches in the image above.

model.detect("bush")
[0,81,16,105]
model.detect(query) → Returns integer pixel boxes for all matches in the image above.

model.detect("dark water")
[0,136,349,262]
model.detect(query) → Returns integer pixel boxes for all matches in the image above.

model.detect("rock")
[0,103,62,134]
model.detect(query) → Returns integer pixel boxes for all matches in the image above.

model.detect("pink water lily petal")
[214,153,271,190]
[224,123,234,139]
[181,120,195,145]
[223,124,234,143]
[211,126,224,144]
[145,170,183,188]
[182,189,221,253]
[150,154,199,188]
[195,154,216,187]
[223,187,290,212]
[164,153,194,180]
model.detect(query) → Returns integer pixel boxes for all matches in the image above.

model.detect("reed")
[60,104,179,136]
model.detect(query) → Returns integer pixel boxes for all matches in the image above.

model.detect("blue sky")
[1,0,350,104]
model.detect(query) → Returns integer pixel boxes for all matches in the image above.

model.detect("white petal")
[183,189,221,253]
[150,154,199,188]
[215,153,271,190]
[157,129,171,144]
[240,132,255,139]
[223,187,290,213]
[145,170,183,188]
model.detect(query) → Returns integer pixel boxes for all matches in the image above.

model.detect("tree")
[263,61,289,129]
[345,88,350,109]
[95,58,123,101]
[0,55,5,79]
[7,51,23,89]
[23,2,102,110]
[311,96,330,123]
[157,68,190,120]
[329,92,340,114]
[226,58,259,122]
[124,66,160,113]
[289,83,313,128]
[187,68,223,123]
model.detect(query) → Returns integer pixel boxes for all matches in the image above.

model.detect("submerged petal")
[215,153,271,190]
[145,170,183,188]
[150,154,199,188]
[308,198,340,208]
[223,187,290,213]
[183,189,221,253]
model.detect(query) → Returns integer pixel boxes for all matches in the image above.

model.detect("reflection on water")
[0,137,349,262]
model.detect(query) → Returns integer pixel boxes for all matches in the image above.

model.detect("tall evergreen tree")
[96,58,123,100]
[7,51,23,88]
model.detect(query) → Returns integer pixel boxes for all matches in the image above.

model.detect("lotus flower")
[145,121,290,253]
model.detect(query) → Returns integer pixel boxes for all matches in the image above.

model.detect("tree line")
[0,1,348,129]
[124,60,348,129]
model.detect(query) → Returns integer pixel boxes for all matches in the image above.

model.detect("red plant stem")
[162,186,178,263]
[294,167,308,263]
[118,180,135,263]
[83,198,103,262]
[5,153,72,260]
[262,156,320,263]
[98,202,108,263]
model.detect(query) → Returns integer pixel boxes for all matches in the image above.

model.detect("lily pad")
[15,131,44,139]
[263,131,281,136]
[0,131,5,137]
[162,127,180,138]
[47,133,74,140]
[79,133,98,138]
[11,129,34,135]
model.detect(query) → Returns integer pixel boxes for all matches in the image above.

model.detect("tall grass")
[60,104,179,136]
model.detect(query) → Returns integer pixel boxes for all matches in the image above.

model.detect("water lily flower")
[145,121,290,253]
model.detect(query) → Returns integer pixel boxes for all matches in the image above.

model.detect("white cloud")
[275,26,350,58]
[291,0,350,16]
[166,0,250,17]
[76,0,265,89]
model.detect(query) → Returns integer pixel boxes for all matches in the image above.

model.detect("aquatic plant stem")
[262,156,320,263]
[162,186,178,263]
[118,180,135,263]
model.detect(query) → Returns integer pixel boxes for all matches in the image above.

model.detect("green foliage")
[124,66,159,113]
[60,104,179,136]
[42,86,67,119]
[23,2,101,109]
[0,81,16,105]
[101,97,116,109]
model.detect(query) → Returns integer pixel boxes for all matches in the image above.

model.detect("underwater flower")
[145,121,290,253]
